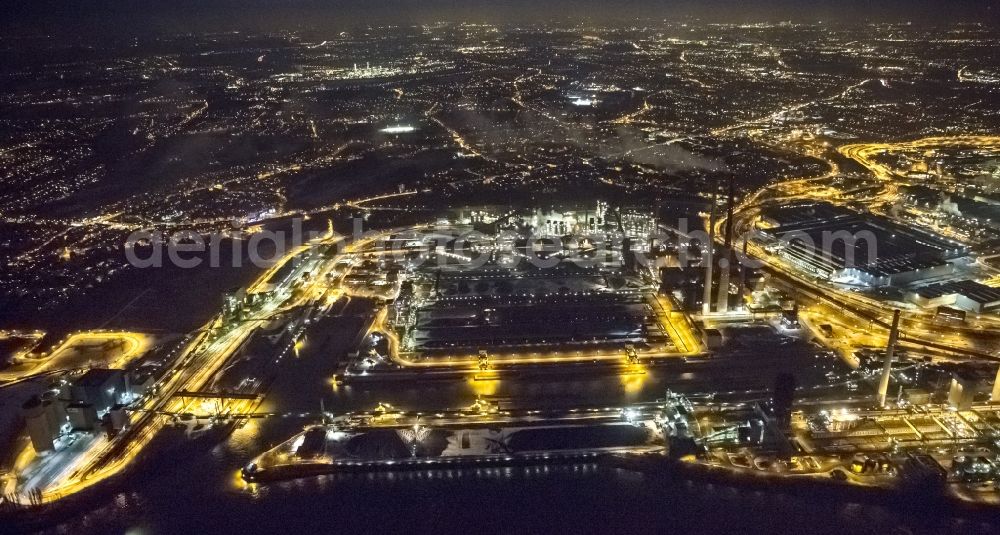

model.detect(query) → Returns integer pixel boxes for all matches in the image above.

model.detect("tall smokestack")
[716,176,736,313]
[716,252,730,313]
[724,175,735,249]
[736,233,748,311]
[991,363,1000,404]
[702,180,718,315]
[877,310,902,407]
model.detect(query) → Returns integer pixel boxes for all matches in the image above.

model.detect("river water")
[28,423,997,535]
[14,303,1000,534]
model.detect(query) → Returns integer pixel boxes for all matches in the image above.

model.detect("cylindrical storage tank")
[21,395,45,419]
[41,390,66,436]
[21,396,55,453]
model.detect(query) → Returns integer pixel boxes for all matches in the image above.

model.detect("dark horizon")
[4,0,998,35]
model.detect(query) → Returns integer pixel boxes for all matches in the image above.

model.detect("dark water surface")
[28,430,999,535]
[12,302,999,535]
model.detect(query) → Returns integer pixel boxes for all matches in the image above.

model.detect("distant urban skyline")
[5,0,998,32]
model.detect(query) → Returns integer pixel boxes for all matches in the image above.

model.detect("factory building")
[526,202,655,240]
[129,365,160,399]
[941,195,1000,231]
[530,202,609,236]
[839,258,954,287]
[948,370,981,410]
[59,368,129,434]
[757,202,967,287]
[905,280,1000,314]
[106,404,129,436]
[66,402,99,432]
[69,368,127,412]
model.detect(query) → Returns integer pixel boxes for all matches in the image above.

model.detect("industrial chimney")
[701,180,718,316]
[877,309,902,407]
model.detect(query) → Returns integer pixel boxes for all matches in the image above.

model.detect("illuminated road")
[716,134,1000,366]
[837,136,1000,183]
[12,225,353,503]
[0,331,149,383]
[837,135,1000,206]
